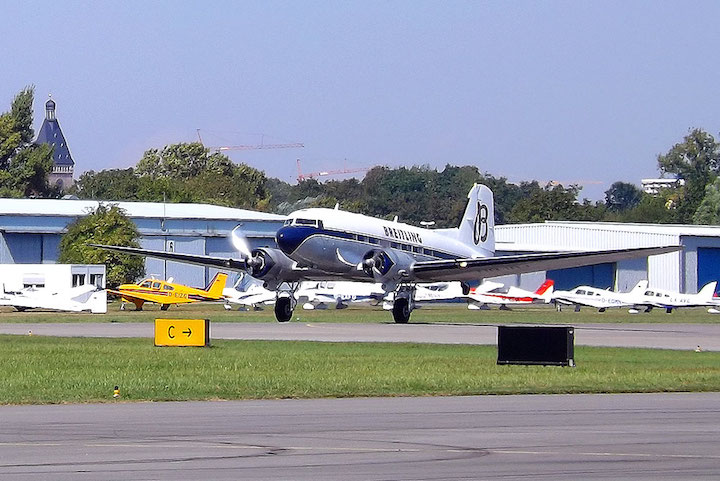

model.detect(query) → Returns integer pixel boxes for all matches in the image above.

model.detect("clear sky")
[3,0,719,200]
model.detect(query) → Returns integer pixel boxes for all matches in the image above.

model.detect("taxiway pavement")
[0,393,718,480]
[0,321,718,350]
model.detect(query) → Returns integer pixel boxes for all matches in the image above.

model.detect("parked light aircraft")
[296,281,385,310]
[222,274,276,310]
[552,281,648,312]
[0,284,107,313]
[631,281,718,313]
[467,279,554,310]
[109,273,228,311]
[93,184,679,323]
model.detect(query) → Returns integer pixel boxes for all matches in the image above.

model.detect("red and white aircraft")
[467,279,554,310]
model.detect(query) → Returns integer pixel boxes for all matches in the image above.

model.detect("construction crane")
[196,129,304,152]
[296,159,371,182]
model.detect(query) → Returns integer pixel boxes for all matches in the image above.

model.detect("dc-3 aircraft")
[552,280,648,312]
[0,284,107,313]
[466,279,555,310]
[109,273,228,311]
[93,184,680,323]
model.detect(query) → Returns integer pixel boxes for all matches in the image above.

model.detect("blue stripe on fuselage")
[276,225,456,260]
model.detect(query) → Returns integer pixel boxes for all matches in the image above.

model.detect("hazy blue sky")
[3,0,720,200]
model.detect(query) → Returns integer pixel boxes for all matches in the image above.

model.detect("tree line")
[3,86,720,227]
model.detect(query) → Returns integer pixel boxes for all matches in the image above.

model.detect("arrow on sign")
[183,328,192,337]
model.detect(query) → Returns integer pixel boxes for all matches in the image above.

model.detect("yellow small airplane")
[109,273,228,311]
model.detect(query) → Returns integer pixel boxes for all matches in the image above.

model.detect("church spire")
[45,94,56,121]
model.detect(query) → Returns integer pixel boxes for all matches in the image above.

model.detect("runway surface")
[1,321,718,350]
[0,393,718,480]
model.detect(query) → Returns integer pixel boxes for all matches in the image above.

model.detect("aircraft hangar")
[495,221,720,294]
[0,198,285,288]
[3,198,720,295]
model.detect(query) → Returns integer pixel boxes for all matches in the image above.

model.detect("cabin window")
[152,282,161,289]
[576,289,586,295]
[358,235,367,242]
[283,219,292,226]
[644,291,654,296]
[163,285,174,291]
[140,280,152,288]
[72,274,86,287]
[412,246,421,253]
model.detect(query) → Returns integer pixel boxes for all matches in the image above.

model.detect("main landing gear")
[273,282,299,323]
[391,284,416,324]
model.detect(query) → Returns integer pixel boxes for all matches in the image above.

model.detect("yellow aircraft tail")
[204,272,228,299]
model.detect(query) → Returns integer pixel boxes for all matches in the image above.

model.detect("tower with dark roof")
[35,95,74,191]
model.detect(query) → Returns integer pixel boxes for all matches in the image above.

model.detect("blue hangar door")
[697,248,720,293]
[547,263,615,291]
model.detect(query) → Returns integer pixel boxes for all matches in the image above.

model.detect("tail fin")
[205,272,228,298]
[458,183,495,256]
[535,279,555,299]
[697,281,717,301]
[629,280,649,295]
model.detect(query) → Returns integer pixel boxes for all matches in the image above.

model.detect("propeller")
[231,226,253,260]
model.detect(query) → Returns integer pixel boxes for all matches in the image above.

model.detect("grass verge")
[1,334,718,404]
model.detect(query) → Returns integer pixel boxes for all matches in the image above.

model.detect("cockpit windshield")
[287,218,323,228]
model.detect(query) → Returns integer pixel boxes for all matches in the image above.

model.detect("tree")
[508,183,605,223]
[0,86,54,197]
[58,204,145,287]
[658,128,720,223]
[605,181,643,212]
[693,178,720,225]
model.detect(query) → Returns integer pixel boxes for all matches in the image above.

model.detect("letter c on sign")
[168,326,175,339]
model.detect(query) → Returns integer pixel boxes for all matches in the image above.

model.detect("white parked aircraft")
[94,183,679,323]
[552,280,648,312]
[222,274,275,310]
[467,279,554,310]
[0,284,107,313]
[630,281,718,313]
[296,281,385,310]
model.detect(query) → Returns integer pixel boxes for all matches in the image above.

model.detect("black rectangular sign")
[497,326,574,366]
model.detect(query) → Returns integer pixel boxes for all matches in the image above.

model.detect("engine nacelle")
[361,249,415,286]
[247,248,299,290]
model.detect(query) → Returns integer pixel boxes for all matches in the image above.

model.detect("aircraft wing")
[107,288,171,305]
[90,244,250,271]
[411,246,681,282]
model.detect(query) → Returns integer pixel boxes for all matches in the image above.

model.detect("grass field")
[1,334,719,404]
[2,300,720,324]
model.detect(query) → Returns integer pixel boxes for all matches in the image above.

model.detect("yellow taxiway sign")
[154,319,210,347]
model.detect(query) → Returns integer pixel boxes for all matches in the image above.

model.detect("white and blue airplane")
[93,184,679,323]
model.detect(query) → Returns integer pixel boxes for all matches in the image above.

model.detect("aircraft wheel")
[274,296,293,323]
[392,298,411,324]
[160,304,170,311]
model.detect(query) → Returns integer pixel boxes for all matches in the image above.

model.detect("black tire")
[392,297,411,324]
[160,304,170,311]
[274,296,293,323]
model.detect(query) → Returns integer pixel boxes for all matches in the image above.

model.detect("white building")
[0,264,106,292]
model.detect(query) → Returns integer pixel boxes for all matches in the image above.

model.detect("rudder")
[458,183,495,256]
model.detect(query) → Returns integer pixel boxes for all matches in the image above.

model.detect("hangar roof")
[0,198,285,221]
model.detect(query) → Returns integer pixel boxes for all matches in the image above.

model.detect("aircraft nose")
[276,225,307,255]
